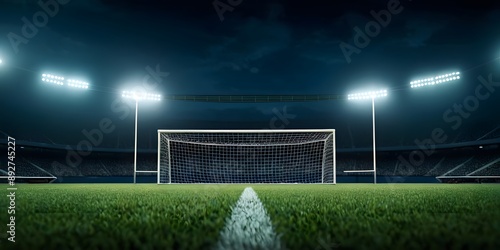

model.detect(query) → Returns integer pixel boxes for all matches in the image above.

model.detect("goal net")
[157,129,336,184]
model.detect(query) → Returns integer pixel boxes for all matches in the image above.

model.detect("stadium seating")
[0,143,498,180]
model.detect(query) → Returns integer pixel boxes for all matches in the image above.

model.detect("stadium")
[1,0,500,249]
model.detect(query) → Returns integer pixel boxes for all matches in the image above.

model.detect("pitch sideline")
[215,187,282,250]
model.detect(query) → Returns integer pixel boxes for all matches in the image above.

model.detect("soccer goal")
[156,129,336,184]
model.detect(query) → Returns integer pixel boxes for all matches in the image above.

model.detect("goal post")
[157,129,336,184]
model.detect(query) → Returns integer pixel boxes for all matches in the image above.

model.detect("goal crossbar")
[157,129,335,133]
[344,170,375,173]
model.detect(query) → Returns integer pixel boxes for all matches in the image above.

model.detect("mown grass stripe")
[215,187,282,250]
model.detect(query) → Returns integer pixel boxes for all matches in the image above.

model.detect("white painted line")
[215,187,282,250]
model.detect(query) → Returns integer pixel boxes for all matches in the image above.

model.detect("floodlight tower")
[347,89,387,184]
[122,90,162,183]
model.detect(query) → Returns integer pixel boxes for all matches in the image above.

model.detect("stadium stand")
[473,162,500,176]
[446,152,500,176]
[0,139,499,183]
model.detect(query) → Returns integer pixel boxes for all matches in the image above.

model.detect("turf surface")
[1,184,499,249]
[254,184,500,249]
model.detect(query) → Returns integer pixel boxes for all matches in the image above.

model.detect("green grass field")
[1,184,499,249]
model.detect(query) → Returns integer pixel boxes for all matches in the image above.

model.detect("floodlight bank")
[41,73,65,85]
[348,89,387,100]
[67,79,89,89]
[410,72,461,88]
[122,90,162,101]
[215,187,282,250]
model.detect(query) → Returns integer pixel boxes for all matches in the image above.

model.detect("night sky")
[1,0,500,149]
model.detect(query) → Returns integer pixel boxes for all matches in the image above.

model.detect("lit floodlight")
[122,89,162,184]
[347,88,387,184]
[0,59,2,64]
[41,73,64,85]
[348,89,387,100]
[67,79,89,89]
[122,90,161,101]
[410,71,460,88]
